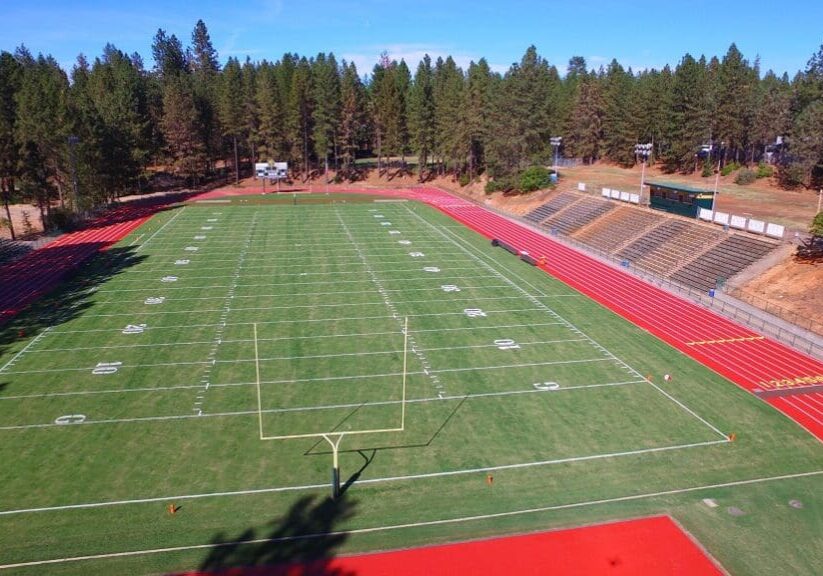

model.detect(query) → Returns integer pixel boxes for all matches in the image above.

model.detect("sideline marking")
[135,208,186,252]
[0,328,52,373]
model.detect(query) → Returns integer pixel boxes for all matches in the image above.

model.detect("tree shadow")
[193,494,357,576]
[0,244,148,359]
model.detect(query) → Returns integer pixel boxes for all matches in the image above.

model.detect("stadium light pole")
[550,136,562,173]
[634,143,652,199]
[711,141,724,215]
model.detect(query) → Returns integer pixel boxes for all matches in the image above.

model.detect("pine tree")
[566,71,605,164]
[716,44,755,163]
[463,59,495,180]
[311,53,341,175]
[219,57,246,183]
[601,60,637,166]
[409,55,436,178]
[255,60,286,165]
[286,57,313,176]
[0,52,22,238]
[338,61,367,173]
[161,74,206,185]
[433,56,465,173]
[664,54,710,172]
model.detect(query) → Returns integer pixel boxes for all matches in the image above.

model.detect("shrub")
[458,173,471,187]
[778,164,806,189]
[519,166,552,193]
[485,177,514,194]
[734,168,757,185]
[720,161,740,177]
[756,162,774,179]
[701,160,713,178]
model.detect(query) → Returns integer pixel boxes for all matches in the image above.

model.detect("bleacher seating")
[541,196,615,236]
[522,192,578,223]
[670,234,779,291]
[625,222,725,277]
[573,207,666,254]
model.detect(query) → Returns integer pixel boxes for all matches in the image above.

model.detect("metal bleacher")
[541,196,615,236]
[522,192,578,223]
[669,234,779,291]
[573,207,666,254]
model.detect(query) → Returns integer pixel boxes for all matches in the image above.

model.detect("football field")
[0,196,821,575]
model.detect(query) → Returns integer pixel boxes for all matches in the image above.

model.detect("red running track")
[0,202,173,325]
[244,184,823,441]
[178,515,724,576]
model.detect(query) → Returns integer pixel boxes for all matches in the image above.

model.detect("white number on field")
[494,338,520,350]
[174,259,190,265]
[122,324,146,335]
[92,361,122,375]
[533,382,560,391]
[184,246,199,252]
[145,297,165,305]
[409,252,425,258]
[441,285,461,292]
[398,240,412,245]
[55,414,86,425]
[423,266,440,273]
[194,235,206,240]
[389,230,401,235]
[161,276,178,283]
[380,221,392,226]
[464,308,486,318]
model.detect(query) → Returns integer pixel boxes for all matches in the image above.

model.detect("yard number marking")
[54,414,86,425]
[144,297,165,305]
[409,252,425,258]
[92,361,122,375]
[174,259,190,265]
[441,284,461,292]
[494,338,520,350]
[464,308,486,317]
[201,226,213,230]
[533,382,560,391]
[423,266,440,273]
[389,230,401,235]
[380,221,392,226]
[398,240,412,245]
[161,276,178,283]
[122,324,146,335]
[194,235,207,240]
[373,214,384,218]
[207,218,218,222]
[184,246,199,252]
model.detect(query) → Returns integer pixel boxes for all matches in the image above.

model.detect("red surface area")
[179,516,723,576]
[0,201,175,324]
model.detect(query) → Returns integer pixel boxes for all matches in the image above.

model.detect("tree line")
[1,19,823,238]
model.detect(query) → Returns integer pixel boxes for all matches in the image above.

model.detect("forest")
[1,19,823,236]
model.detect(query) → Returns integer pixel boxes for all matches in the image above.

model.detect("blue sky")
[2,0,822,78]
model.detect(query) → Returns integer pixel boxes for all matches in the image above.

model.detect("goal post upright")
[253,317,410,498]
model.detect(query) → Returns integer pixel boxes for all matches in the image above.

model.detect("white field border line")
[0,437,756,523]
[408,205,729,440]
[134,207,186,252]
[28,322,568,354]
[46,308,547,335]
[0,328,52,373]
[90,284,513,305]
[5,467,814,571]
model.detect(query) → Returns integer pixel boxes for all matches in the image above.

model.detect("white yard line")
[6,465,810,572]
[3,437,788,525]
[47,307,546,335]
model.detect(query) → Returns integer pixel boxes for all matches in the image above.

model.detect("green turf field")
[0,196,821,575]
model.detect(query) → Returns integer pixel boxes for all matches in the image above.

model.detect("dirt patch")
[0,203,45,239]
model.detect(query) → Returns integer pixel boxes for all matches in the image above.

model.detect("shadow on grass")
[194,494,357,575]
[0,244,149,360]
